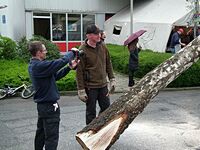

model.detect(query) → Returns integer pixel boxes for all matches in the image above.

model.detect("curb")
[60,91,77,96]
[161,86,200,91]
[59,86,200,96]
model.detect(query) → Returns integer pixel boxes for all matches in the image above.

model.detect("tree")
[76,37,200,150]
[186,0,200,38]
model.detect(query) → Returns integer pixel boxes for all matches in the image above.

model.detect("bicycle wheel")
[21,85,34,99]
[0,88,7,100]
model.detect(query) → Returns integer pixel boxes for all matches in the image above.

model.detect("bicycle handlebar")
[18,75,29,82]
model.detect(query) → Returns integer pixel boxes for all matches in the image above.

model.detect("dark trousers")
[85,86,110,125]
[35,102,60,150]
[128,69,135,87]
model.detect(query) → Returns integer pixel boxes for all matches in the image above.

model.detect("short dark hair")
[86,24,100,34]
[28,41,44,56]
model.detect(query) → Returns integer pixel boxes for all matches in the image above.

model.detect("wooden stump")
[76,37,200,150]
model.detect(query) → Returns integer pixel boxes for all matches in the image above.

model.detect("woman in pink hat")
[124,30,146,88]
[127,38,141,87]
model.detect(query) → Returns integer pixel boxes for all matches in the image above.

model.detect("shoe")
[128,86,133,91]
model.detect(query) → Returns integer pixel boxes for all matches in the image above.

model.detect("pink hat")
[178,28,184,33]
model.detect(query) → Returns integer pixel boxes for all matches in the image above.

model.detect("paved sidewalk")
[1,91,200,150]
[61,72,129,95]
[62,72,200,95]
[113,72,200,92]
[114,72,129,92]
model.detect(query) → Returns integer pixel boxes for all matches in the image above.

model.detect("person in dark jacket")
[100,30,106,42]
[76,24,116,125]
[28,41,78,150]
[128,38,141,87]
[124,29,146,88]
[170,28,186,54]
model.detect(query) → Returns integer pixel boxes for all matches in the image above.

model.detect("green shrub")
[168,62,200,87]
[0,35,17,59]
[17,35,60,62]
[0,59,29,87]
[0,59,77,90]
[56,71,77,91]
[16,37,31,62]
[1,44,200,90]
[30,35,60,60]
[107,44,200,88]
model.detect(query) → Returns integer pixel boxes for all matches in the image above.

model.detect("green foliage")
[0,59,29,87]
[0,35,17,59]
[1,44,200,90]
[16,35,60,62]
[30,35,60,60]
[16,37,30,62]
[168,62,200,87]
[137,50,171,78]
[56,71,77,91]
[107,44,129,74]
[0,59,76,90]
[107,44,200,88]
[107,44,171,76]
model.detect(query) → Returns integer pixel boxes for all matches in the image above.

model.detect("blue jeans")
[171,44,181,54]
[170,47,175,54]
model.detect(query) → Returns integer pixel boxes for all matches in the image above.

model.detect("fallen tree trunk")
[76,37,200,150]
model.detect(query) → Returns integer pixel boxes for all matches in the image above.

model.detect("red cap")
[178,28,184,33]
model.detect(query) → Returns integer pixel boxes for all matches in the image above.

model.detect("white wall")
[96,14,105,30]
[0,0,9,36]
[25,0,129,13]
[25,12,33,39]
[0,0,25,41]
[104,0,190,52]
[0,0,129,41]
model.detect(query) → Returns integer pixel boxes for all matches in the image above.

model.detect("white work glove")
[69,59,80,70]
[78,89,88,103]
[109,78,116,94]
[71,47,79,57]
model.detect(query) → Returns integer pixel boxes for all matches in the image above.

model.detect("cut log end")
[76,114,127,150]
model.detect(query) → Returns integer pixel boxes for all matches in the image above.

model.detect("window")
[68,14,81,41]
[52,14,66,41]
[82,14,95,40]
[33,13,50,17]
[32,13,97,44]
[113,25,122,35]
[33,13,50,40]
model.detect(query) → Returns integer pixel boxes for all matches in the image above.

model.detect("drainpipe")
[130,0,134,35]
[194,0,199,38]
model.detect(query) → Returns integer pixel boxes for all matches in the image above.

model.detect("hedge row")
[0,59,77,91]
[0,35,60,62]
[1,42,200,91]
[107,44,200,87]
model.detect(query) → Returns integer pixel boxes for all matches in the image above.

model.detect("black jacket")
[28,52,74,103]
[129,48,140,71]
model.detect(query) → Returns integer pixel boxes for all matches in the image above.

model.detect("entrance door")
[34,18,50,40]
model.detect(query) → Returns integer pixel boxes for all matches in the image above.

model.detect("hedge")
[0,59,77,90]
[1,44,200,91]
[0,36,17,60]
[107,44,200,87]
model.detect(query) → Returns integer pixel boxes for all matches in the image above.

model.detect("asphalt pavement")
[0,90,200,150]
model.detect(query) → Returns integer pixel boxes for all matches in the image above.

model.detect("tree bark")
[76,37,200,150]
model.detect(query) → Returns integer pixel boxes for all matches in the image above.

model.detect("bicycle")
[0,75,35,100]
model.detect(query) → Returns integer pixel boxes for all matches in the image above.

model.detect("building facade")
[0,0,129,52]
